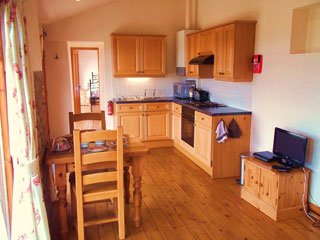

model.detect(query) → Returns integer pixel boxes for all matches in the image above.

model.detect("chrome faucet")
[152,89,156,97]
[144,89,148,98]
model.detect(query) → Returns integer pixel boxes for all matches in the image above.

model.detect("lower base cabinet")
[194,123,212,167]
[172,112,181,143]
[117,112,144,140]
[241,157,311,221]
[144,111,170,141]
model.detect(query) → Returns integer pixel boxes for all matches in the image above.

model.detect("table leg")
[124,167,130,204]
[55,164,68,240]
[132,157,143,228]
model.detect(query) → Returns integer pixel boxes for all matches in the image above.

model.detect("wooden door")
[140,36,166,77]
[172,112,181,143]
[213,27,225,78]
[199,29,214,54]
[194,124,212,167]
[71,49,81,113]
[244,161,260,198]
[260,169,278,208]
[223,24,235,78]
[117,112,144,140]
[112,35,140,77]
[144,111,170,141]
[186,34,199,77]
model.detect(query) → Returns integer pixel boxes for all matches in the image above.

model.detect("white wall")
[78,50,98,91]
[197,0,320,205]
[44,0,185,137]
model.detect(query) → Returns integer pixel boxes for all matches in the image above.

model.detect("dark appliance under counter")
[181,106,195,147]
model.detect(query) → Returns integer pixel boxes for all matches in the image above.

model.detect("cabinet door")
[244,161,260,198]
[199,29,214,54]
[223,24,235,78]
[214,27,225,78]
[194,124,212,167]
[140,36,166,77]
[172,112,181,143]
[260,169,278,208]
[144,111,170,141]
[186,34,199,77]
[112,36,140,77]
[117,112,144,140]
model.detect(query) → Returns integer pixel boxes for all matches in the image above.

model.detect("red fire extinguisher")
[108,100,113,115]
[253,55,263,73]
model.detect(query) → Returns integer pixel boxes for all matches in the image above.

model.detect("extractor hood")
[189,55,214,65]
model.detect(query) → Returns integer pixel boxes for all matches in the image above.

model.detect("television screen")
[273,127,308,167]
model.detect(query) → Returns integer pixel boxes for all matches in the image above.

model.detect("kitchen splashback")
[113,74,183,98]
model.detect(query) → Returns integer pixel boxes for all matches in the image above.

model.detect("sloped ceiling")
[36,0,119,24]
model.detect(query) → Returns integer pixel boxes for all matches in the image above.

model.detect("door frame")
[70,47,100,114]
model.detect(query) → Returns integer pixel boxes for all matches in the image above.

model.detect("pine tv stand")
[241,157,311,221]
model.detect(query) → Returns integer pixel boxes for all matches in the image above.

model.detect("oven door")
[181,115,194,147]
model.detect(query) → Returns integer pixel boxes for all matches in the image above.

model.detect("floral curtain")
[3,0,50,239]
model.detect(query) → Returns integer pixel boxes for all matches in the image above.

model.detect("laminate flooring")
[50,147,320,240]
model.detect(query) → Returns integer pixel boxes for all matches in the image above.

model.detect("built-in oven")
[181,106,195,147]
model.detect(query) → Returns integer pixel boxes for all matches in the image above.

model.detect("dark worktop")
[114,97,252,116]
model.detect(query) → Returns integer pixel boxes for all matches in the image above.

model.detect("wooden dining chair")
[69,111,106,134]
[71,127,125,240]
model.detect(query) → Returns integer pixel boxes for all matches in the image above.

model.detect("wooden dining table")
[46,137,149,240]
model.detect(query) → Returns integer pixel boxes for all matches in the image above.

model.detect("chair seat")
[71,181,118,203]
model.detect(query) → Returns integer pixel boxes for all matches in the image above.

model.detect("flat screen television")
[273,127,308,167]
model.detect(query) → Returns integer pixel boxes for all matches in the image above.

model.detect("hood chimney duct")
[185,0,191,29]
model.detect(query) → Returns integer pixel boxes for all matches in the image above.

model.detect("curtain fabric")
[3,0,50,239]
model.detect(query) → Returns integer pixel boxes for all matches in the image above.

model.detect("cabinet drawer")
[116,103,143,113]
[172,103,182,114]
[144,102,170,112]
[195,111,212,128]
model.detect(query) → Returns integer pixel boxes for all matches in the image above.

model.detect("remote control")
[272,165,292,171]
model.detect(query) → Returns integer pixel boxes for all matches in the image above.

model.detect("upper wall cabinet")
[198,29,214,54]
[186,21,256,82]
[186,33,199,78]
[214,22,256,82]
[111,34,166,77]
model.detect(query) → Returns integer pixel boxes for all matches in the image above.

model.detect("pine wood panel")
[172,112,181,143]
[140,36,166,77]
[116,103,144,113]
[194,124,212,167]
[198,29,214,54]
[112,35,140,77]
[223,24,235,78]
[172,103,182,114]
[244,160,261,198]
[117,112,144,140]
[260,169,278,208]
[144,111,170,141]
[69,111,106,134]
[195,111,212,128]
[186,34,199,77]
[213,26,225,78]
[143,102,170,112]
[71,49,81,114]
[212,114,252,178]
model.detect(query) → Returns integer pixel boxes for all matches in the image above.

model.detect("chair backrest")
[73,127,124,193]
[69,111,106,134]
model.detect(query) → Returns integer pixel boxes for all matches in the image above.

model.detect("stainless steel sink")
[117,96,160,101]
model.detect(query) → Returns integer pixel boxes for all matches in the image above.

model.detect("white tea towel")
[215,120,228,143]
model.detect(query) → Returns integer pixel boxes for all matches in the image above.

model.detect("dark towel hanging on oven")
[227,118,242,138]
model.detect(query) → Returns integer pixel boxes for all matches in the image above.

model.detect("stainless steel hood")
[189,55,214,65]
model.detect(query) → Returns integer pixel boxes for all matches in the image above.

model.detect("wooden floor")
[50,147,320,240]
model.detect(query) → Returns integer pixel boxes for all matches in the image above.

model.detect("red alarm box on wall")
[253,55,263,73]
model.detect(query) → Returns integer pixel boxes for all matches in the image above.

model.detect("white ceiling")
[36,0,119,24]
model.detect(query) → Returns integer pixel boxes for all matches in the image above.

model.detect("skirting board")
[309,202,320,217]
[142,139,174,148]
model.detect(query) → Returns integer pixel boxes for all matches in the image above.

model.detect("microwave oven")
[174,82,196,99]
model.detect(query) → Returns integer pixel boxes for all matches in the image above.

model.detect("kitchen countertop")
[114,97,252,116]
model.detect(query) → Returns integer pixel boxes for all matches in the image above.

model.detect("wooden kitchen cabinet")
[111,34,166,77]
[144,111,170,141]
[213,22,256,82]
[111,35,140,77]
[241,157,311,221]
[116,102,171,141]
[117,112,144,140]
[198,29,214,54]
[172,112,181,143]
[186,33,199,78]
[140,36,166,77]
[194,123,212,167]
